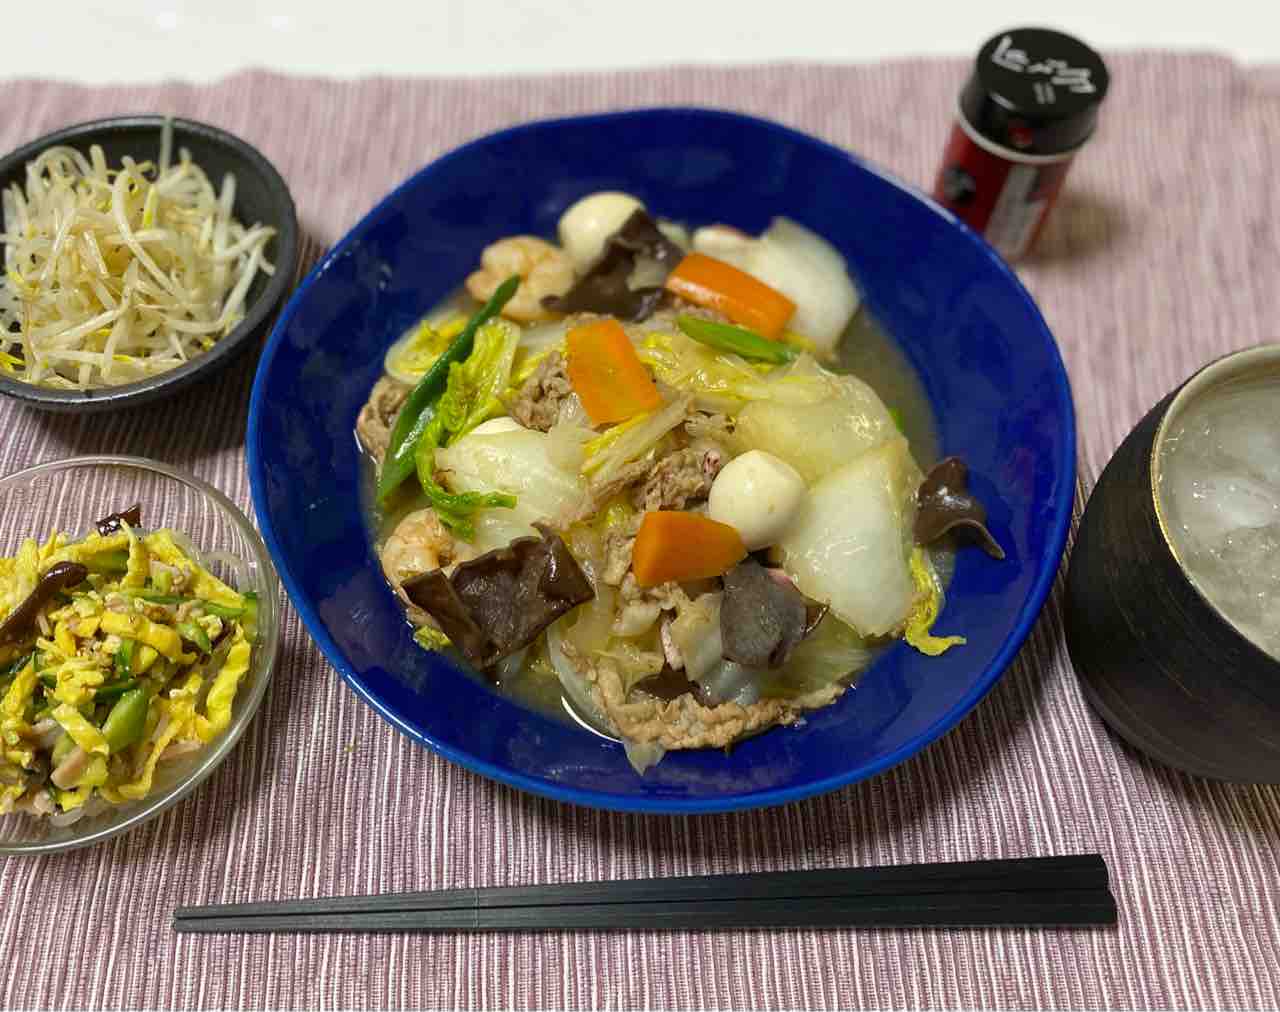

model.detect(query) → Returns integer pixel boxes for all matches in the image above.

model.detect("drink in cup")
[1065,344,1280,782]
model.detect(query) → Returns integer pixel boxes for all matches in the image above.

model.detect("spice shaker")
[933,28,1109,260]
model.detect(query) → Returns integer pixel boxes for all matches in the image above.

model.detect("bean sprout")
[0,120,276,389]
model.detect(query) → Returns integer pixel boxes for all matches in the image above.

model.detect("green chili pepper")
[126,589,188,604]
[200,601,245,620]
[240,592,259,645]
[83,549,129,575]
[889,407,906,435]
[51,731,77,765]
[676,314,798,364]
[115,639,134,679]
[177,621,212,654]
[154,568,173,596]
[101,689,150,753]
[95,678,138,704]
[376,275,521,503]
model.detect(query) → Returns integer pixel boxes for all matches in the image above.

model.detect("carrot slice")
[631,511,747,587]
[663,253,796,339]
[565,318,663,426]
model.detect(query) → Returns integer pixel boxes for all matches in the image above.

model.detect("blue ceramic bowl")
[248,108,1074,813]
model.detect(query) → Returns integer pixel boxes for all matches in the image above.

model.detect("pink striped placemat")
[1,54,1278,1010]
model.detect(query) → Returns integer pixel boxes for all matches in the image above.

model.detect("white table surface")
[8,1,1279,83]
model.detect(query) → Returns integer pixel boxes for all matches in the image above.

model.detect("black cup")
[1065,344,1280,782]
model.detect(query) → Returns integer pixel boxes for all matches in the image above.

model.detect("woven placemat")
[1,54,1278,1010]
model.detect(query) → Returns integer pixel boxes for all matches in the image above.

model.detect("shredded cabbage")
[636,332,829,413]
[0,122,277,389]
[581,393,692,485]
[904,549,966,656]
[545,394,593,471]
[757,616,871,698]
[414,625,451,651]
[384,314,467,384]
[413,318,523,539]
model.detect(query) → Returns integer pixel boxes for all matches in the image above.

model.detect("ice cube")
[1182,523,1280,660]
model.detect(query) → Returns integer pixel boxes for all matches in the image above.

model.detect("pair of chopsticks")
[174,854,1116,934]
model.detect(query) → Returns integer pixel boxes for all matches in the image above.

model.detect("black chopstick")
[177,854,1107,919]
[174,854,1116,934]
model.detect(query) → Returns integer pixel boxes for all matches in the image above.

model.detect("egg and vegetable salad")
[0,508,257,822]
[358,193,1006,774]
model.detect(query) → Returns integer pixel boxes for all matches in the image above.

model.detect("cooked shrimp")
[466,236,574,323]
[380,508,472,590]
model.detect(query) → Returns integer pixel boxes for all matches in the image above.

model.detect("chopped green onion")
[83,550,129,575]
[95,678,138,703]
[240,592,260,644]
[126,589,187,604]
[115,639,134,679]
[200,601,245,620]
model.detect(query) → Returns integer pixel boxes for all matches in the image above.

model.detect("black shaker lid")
[960,28,1110,156]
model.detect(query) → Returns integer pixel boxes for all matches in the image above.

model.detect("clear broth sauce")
[364,300,945,726]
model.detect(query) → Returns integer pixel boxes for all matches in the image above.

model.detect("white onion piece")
[49,806,89,828]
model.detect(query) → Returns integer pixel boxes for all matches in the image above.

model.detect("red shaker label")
[932,120,1074,259]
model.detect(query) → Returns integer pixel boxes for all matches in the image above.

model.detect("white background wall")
[9,1,1279,83]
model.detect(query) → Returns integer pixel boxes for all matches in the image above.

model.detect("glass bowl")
[0,456,280,854]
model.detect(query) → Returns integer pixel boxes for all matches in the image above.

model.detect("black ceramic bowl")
[0,115,298,412]
[1065,344,1280,782]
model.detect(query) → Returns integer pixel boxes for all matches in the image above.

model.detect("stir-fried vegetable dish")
[0,506,258,822]
[357,192,1003,773]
